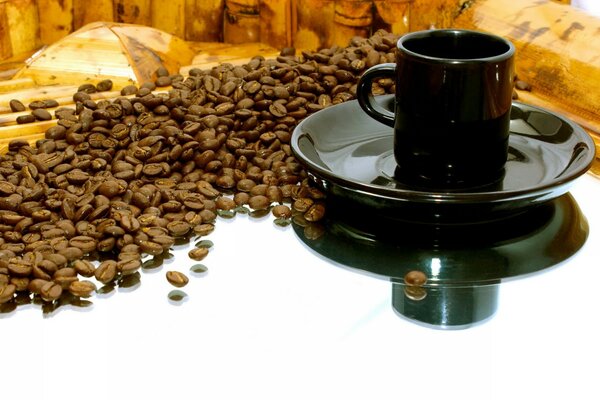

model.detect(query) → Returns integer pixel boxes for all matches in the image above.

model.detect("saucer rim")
[291,96,596,205]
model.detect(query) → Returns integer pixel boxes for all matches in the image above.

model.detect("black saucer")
[291,95,595,224]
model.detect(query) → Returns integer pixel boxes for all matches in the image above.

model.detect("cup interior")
[401,31,512,60]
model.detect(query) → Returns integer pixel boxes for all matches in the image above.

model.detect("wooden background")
[1,0,574,62]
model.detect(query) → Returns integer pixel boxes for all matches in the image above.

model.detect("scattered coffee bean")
[166,271,189,287]
[16,114,36,124]
[272,204,292,219]
[9,99,26,112]
[1,29,403,311]
[95,260,117,284]
[188,247,209,261]
[404,270,428,287]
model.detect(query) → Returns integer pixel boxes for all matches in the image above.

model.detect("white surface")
[1,174,600,400]
[572,0,600,17]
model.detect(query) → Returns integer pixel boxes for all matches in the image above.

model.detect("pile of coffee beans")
[0,29,400,310]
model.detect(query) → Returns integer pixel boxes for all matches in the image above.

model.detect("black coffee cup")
[357,29,515,191]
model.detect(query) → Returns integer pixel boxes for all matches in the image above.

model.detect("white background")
[572,0,600,16]
[1,171,599,400]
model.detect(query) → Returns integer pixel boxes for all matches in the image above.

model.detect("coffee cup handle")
[357,63,396,127]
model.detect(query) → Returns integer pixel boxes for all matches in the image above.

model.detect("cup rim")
[397,29,515,64]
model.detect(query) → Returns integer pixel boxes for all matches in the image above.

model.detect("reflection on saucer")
[292,95,595,224]
[292,193,588,329]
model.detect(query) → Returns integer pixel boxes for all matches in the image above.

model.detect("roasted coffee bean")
[28,278,49,294]
[293,198,314,213]
[10,99,26,112]
[117,259,141,276]
[304,203,325,222]
[72,260,96,277]
[40,281,62,302]
[53,267,78,288]
[0,284,16,303]
[32,108,52,121]
[8,259,32,277]
[193,223,214,237]
[0,29,405,310]
[95,260,117,284]
[96,79,113,92]
[272,204,292,219]
[166,220,191,237]
[248,195,270,210]
[69,236,97,253]
[68,280,97,297]
[139,240,164,256]
[166,271,189,287]
[188,247,209,261]
[404,270,428,287]
[16,114,36,124]
[215,196,236,211]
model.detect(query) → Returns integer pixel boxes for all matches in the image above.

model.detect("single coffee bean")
[139,240,164,256]
[40,281,62,302]
[95,260,117,284]
[58,246,84,262]
[96,79,113,92]
[272,204,292,219]
[293,198,314,213]
[69,236,97,253]
[188,247,209,261]
[166,271,189,287]
[166,220,191,237]
[404,270,428,287]
[304,203,325,222]
[28,278,49,294]
[215,196,236,211]
[0,284,16,303]
[248,195,270,210]
[72,259,96,277]
[53,267,78,288]
[16,114,36,124]
[68,280,97,297]
[117,259,141,276]
[9,99,26,112]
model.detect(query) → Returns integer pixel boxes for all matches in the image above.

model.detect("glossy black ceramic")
[292,95,595,224]
[292,193,589,328]
[357,29,515,190]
